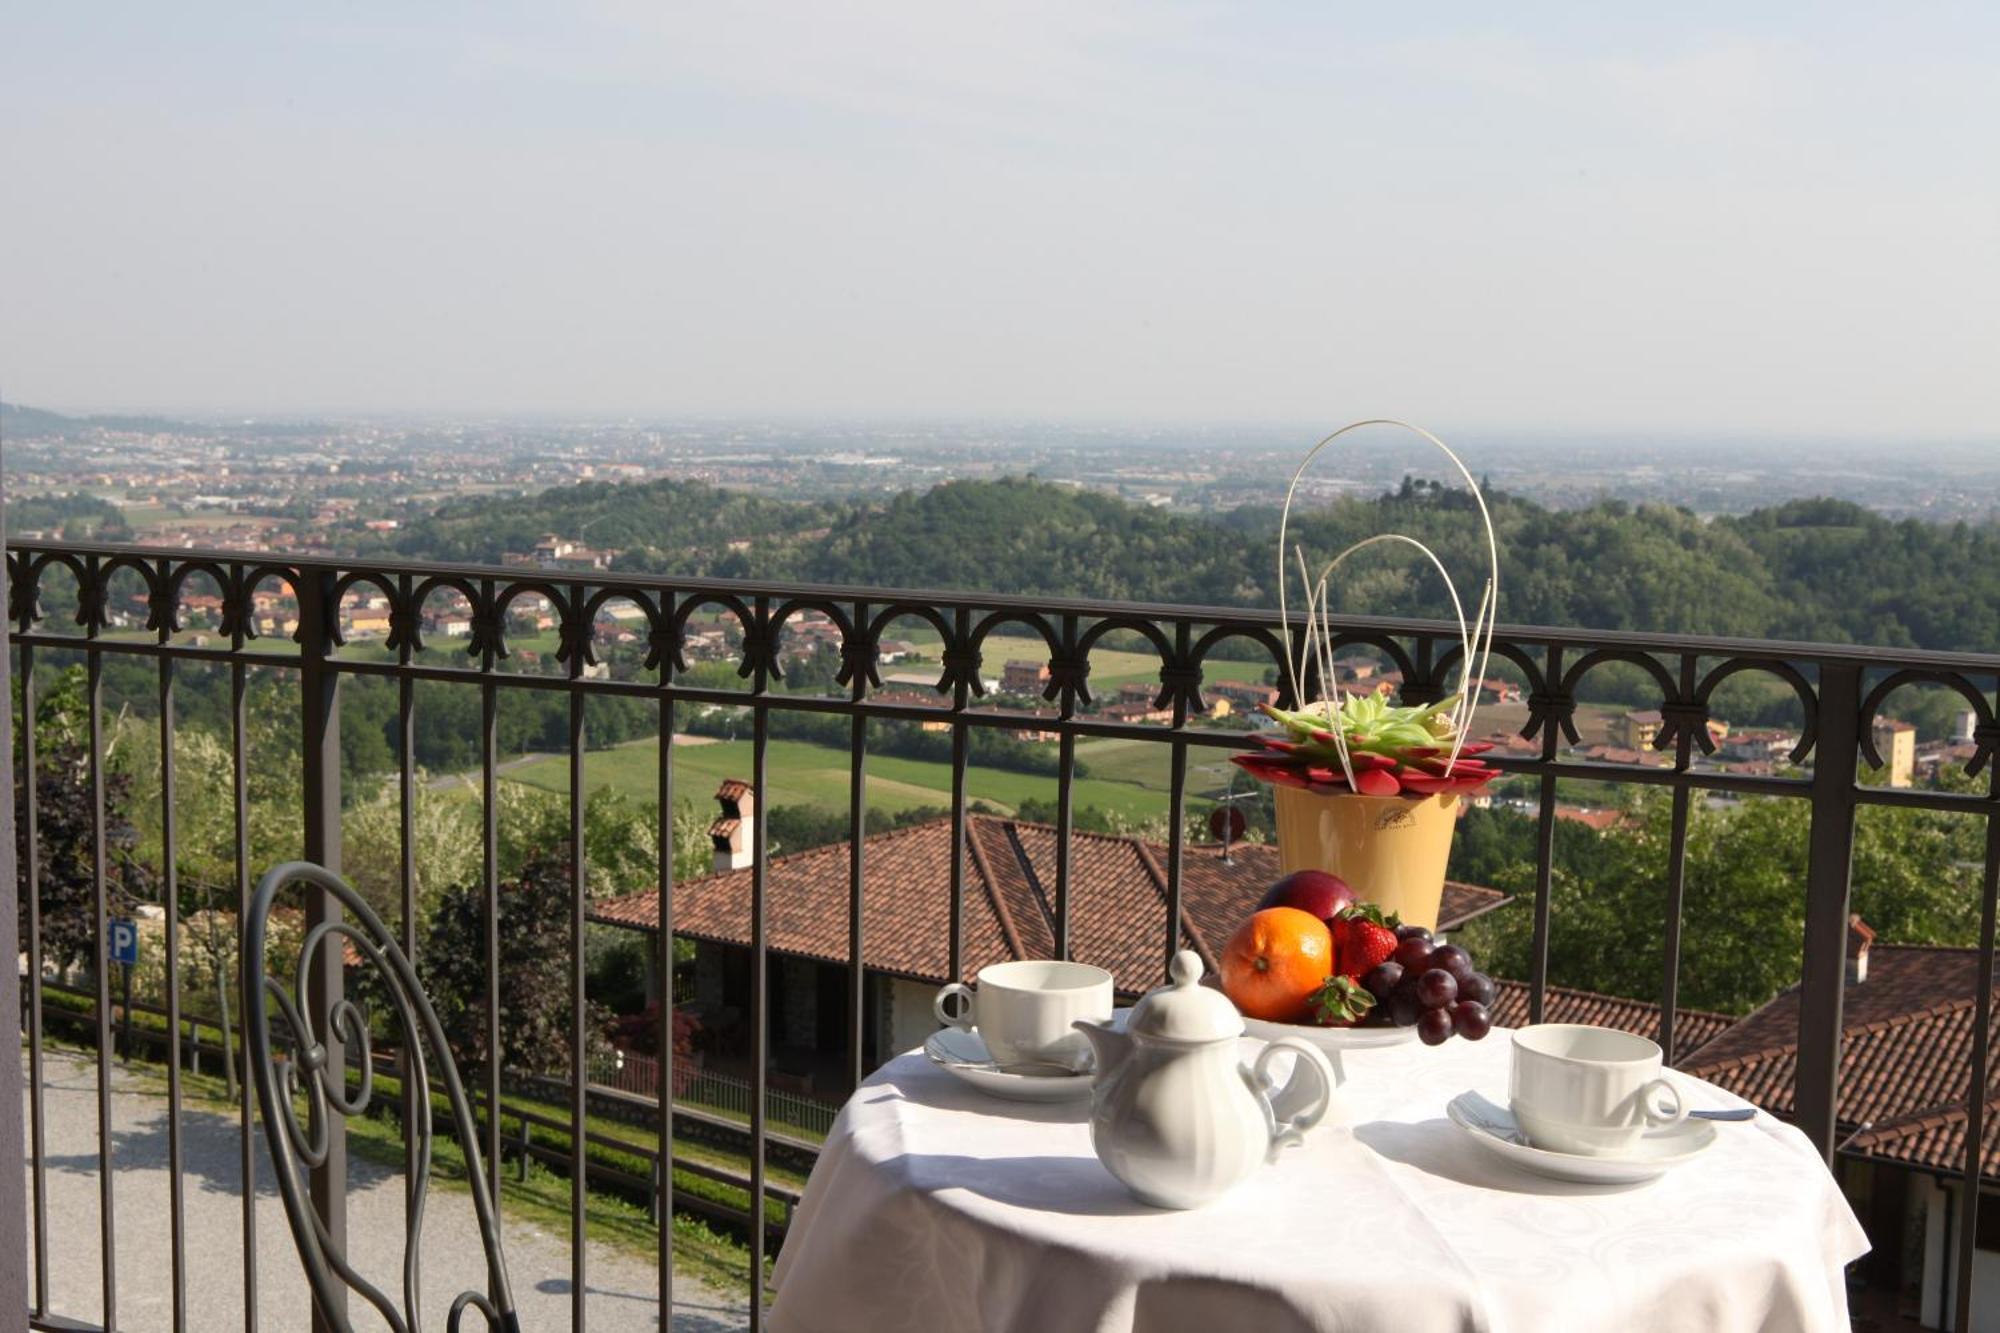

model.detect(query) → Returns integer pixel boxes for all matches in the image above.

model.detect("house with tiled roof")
[1487,980,1733,1064]
[591,781,1510,1090]
[1681,920,1990,1326]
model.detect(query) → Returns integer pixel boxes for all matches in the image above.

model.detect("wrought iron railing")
[6,536,1999,1332]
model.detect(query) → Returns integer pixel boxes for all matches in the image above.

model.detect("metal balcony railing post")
[297,568,347,1333]
[0,467,29,1331]
[1795,662,1861,1160]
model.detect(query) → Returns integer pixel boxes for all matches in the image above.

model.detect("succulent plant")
[1230,693,1497,797]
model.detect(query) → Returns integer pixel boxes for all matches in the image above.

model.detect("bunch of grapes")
[1359,926,1495,1046]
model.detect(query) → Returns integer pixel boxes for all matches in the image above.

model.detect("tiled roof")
[1487,980,1735,1064]
[1681,943,2000,1182]
[589,815,1509,997]
[1843,1094,2000,1180]
[1683,945,1977,1071]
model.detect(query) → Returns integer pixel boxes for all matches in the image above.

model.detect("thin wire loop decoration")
[1275,419,1501,783]
[245,860,521,1333]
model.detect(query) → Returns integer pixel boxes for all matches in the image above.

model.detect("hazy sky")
[4,3,1995,435]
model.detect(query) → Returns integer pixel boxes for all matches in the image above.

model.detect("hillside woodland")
[384,476,2000,653]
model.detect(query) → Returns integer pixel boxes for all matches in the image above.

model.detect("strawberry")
[1332,903,1401,980]
[1310,974,1377,1027]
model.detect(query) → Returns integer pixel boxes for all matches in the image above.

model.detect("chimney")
[710,779,756,873]
[1847,915,1875,985]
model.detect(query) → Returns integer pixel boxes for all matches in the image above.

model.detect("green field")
[504,735,1185,821]
[885,629,1276,691]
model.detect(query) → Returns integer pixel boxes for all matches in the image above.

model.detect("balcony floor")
[23,1049,750,1332]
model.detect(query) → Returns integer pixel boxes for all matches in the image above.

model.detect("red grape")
[1395,923,1432,943]
[1362,961,1404,1001]
[1416,968,1458,1009]
[1392,937,1435,971]
[1451,1001,1492,1041]
[1417,1007,1453,1045]
[1388,991,1421,1027]
[1429,944,1476,984]
[1461,972,1497,1007]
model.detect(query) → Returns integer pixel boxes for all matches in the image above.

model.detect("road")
[23,1049,753,1331]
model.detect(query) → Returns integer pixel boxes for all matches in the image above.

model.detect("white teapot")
[1073,950,1339,1209]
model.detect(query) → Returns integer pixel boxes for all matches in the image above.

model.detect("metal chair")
[246,860,520,1333]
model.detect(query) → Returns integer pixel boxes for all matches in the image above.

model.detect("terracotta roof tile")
[1683,945,1980,1071]
[590,816,1509,997]
[1677,942,2000,1182]
[1487,980,1735,1063]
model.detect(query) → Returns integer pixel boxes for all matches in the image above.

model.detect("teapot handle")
[1251,1038,1340,1159]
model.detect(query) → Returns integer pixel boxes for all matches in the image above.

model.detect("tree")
[15,667,155,980]
[339,773,482,931]
[497,782,709,899]
[417,844,611,1077]
[1454,785,1987,1015]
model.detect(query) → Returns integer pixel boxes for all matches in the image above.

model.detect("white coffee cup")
[1509,1024,1688,1156]
[934,960,1114,1071]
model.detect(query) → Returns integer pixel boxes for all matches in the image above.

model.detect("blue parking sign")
[109,918,139,966]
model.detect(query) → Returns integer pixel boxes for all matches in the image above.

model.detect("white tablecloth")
[769,1029,1869,1333]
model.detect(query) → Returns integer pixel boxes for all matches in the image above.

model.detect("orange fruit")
[1219,907,1335,1023]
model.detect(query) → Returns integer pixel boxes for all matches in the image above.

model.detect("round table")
[769,1028,1869,1333]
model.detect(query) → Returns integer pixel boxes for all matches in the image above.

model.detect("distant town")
[6,405,1999,568]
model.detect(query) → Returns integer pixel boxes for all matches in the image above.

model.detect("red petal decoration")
[1353,768,1402,797]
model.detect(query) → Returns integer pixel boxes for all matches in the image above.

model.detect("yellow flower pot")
[1273,786,1461,931]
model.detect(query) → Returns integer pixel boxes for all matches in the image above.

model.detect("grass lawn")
[1071,737,1243,803]
[503,735,1178,821]
[883,629,1279,691]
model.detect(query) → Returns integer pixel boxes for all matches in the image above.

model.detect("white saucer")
[923,1028,1096,1102]
[1241,1014,1419,1051]
[1445,1090,1718,1184]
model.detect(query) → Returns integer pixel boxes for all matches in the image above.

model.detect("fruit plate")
[1241,1015,1419,1051]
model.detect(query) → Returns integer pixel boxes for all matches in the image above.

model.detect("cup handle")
[1252,1038,1339,1158]
[1641,1076,1687,1129]
[933,983,975,1031]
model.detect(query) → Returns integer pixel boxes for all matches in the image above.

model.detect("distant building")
[1615,708,1728,754]
[873,689,952,732]
[1870,718,1917,788]
[1100,700,1173,726]
[1554,805,1623,832]
[1465,676,1524,704]
[1616,709,1663,751]
[520,533,618,571]
[1718,728,1798,764]
[1000,660,1050,694]
[1208,680,1280,713]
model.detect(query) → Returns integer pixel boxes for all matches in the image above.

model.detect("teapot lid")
[1126,950,1244,1042]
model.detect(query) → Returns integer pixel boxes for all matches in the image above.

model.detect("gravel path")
[24,1049,753,1331]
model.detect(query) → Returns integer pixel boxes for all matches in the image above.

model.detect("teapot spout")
[1073,1018,1131,1077]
